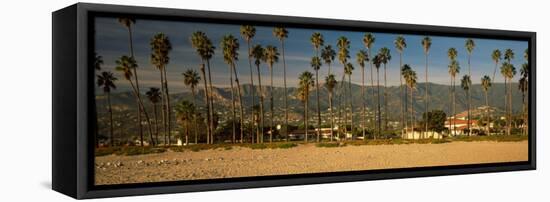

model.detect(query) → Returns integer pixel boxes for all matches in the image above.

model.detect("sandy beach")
[95,141,528,185]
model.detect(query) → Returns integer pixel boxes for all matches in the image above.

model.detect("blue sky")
[95,17,528,93]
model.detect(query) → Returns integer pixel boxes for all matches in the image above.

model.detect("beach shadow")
[41,181,51,189]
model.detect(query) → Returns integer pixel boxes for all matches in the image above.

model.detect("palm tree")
[501,62,516,136]
[491,49,502,82]
[273,26,289,140]
[175,100,195,146]
[345,62,355,139]
[322,45,336,75]
[190,31,216,144]
[461,75,472,135]
[465,39,475,136]
[146,87,162,144]
[119,17,145,147]
[264,45,279,143]
[337,36,350,137]
[519,63,528,136]
[325,74,337,141]
[372,54,383,137]
[298,71,314,142]
[97,71,117,146]
[447,48,459,135]
[481,76,492,135]
[241,25,257,143]
[115,56,155,146]
[94,53,104,148]
[379,47,391,131]
[182,70,200,144]
[356,50,368,139]
[403,65,417,135]
[310,33,324,142]
[394,36,407,135]
[310,56,322,141]
[421,36,432,138]
[251,44,265,143]
[363,33,376,138]
[151,33,173,145]
[503,49,515,136]
[221,35,240,143]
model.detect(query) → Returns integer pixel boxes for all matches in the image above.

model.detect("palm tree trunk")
[425,54,429,139]
[467,54,471,137]
[163,67,171,145]
[127,25,145,146]
[399,53,404,137]
[485,90,489,135]
[348,74,353,139]
[206,60,215,144]
[256,64,265,143]
[509,79,513,136]
[200,64,211,144]
[229,64,236,143]
[107,92,114,147]
[128,79,155,146]
[153,103,159,144]
[448,79,452,136]
[159,70,166,145]
[369,49,376,139]
[412,87,415,139]
[453,78,456,135]
[270,65,274,143]
[376,68,381,139]
[504,78,507,135]
[384,64,388,131]
[315,69,321,142]
[329,91,334,141]
[281,40,288,142]
[191,88,198,144]
[361,65,366,140]
[232,63,245,143]
[305,92,309,142]
[246,41,256,143]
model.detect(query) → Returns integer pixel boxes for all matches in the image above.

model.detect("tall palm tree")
[519,63,528,136]
[182,70,200,144]
[251,44,265,143]
[465,39,475,136]
[264,45,279,143]
[310,32,324,142]
[372,54,383,137]
[363,33,376,138]
[491,49,502,82]
[146,87,162,144]
[379,47,391,131]
[501,62,516,136]
[403,65,417,135]
[503,49,515,136]
[461,75,472,135]
[190,31,216,144]
[119,17,145,147]
[94,53,104,148]
[337,36,350,137]
[273,26,289,140]
[175,100,195,146]
[356,50,368,139]
[481,76,492,135]
[116,56,155,146]
[221,35,240,143]
[97,71,117,146]
[298,71,314,142]
[394,36,407,135]
[344,62,354,139]
[150,33,173,145]
[310,56,322,142]
[325,74,337,141]
[241,25,257,143]
[421,36,432,138]
[447,48,459,135]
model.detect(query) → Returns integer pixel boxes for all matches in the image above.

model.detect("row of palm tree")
[96,19,529,147]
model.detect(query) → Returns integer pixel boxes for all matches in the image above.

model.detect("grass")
[450,135,528,142]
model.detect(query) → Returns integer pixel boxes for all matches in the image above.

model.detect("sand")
[95,141,528,185]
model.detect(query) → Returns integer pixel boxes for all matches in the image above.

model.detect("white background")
[0,0,547,201]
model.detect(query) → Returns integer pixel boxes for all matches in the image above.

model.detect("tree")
[190,31,216,144]
[298,71,314,142]
[150,33,173,145]
[251,44,265,143]
[363,33,376,138]
[115,56,155,146]
[394,36,407,135]
[146,87,162,144]
[403,64,417,135]
[337,36,350,137]
[519,63,528,136]
[421,36,432,138]
[94,53,104,148]
[264,45,279,143]
[322,45,336,75]
[273,26,289,140]
[119,17,145,147]
[97,71,117,146]
[373,54,383,137]
[324,74,337,141]
[241,25,257,143]
[310,32,324,142]
[491,49,502,82]
[420,110,447,133]
[501,62,516,136]
[221,35,241,143]
[182,70,200,144]
[344,62,354,139]
[461,75,472,135]
[356,50,369,139]
[465,39,475,136]
[481,75,492,135]
[310,56,322,141]
[175,100,196,146]
[447,48,459,135]
[379,47,391,131]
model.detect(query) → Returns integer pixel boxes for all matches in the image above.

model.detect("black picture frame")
[52,3,536,199]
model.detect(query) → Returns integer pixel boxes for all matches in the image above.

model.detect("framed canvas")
[52,3,536,199]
